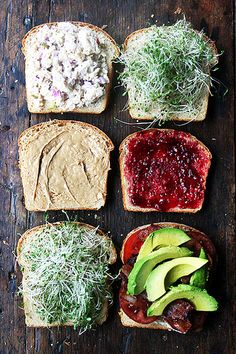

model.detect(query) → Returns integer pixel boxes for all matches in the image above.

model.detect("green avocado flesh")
[147,284,218,316]
[190,248,209,288]
[146,256,208,301]
[127,246,192,295]
[136,228,191,261]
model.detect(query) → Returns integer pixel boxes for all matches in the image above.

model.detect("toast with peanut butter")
[22,22,119,114]
[18,120,114,211]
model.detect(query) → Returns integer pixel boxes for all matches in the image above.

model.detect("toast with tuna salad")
[18,120,114,211]
[22,22,119,114]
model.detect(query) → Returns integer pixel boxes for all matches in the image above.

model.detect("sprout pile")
[19,223,114,332]
[119,19,218,122]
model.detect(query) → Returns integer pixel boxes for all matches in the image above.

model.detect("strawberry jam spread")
[124,129,211,211]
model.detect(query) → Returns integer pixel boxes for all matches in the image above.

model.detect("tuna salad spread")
[25,22,111,111]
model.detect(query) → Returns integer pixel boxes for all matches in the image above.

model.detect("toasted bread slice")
[18,120,114,211]
[119,129,211,213]
[17,222,117,327]
[119,222,216,331]
[123,26,218,121]
[22,22,119,114]
[119,310,172,330]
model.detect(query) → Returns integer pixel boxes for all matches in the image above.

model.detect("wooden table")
[0,1,235,353]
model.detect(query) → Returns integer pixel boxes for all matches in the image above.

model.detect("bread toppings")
[18,120,114,211]
[25,22,111,111]
[122,129,211,212]
[119,19,218,121]
[119,224,218,333]
[17,222,116,331]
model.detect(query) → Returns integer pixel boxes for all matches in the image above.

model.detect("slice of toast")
[119,129,211,213]
[18,120,114,211]
[119,222,216,331]
[22,22,119,114]
[123,26,218,121]
[119,310,172,330]
[17,222,116,327]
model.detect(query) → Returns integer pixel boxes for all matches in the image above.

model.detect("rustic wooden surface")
[0,0,235,353]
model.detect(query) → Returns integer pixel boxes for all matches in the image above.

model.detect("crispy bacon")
[164,300,194,334]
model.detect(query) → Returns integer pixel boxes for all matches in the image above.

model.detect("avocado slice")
[190,248,209,289]
[127,246,192,295]
[137,228,190,261]
[147,284,218,316]
[146,256,208,301]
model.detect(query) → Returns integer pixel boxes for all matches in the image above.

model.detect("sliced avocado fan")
[127,246,192,295]
[146,256,208,301]
[147,284,218,316]
[137,228,190,261]
[190,248,209,289]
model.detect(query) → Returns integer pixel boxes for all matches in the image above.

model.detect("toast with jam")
[119,129,211,213]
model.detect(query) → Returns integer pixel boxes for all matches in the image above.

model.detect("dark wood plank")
[0,0,32,353]
[0,0,235,353]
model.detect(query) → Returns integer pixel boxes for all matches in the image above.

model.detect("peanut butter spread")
[19,121,113,211]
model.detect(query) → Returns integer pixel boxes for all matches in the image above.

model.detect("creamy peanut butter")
[19,121,113,211]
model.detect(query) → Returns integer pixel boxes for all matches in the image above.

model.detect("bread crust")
[119,222,212,330]
[22,22,120,114]
[120,222,210,263]
[17,222,117,327]
[119,129,211,213]
[119,310,173,331]
[22,21,119,55]
[18,119,114,150]
[17,221,117,264]
[18,120,114,211]
[123,27,218,121]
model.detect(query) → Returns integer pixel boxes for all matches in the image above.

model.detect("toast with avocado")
[22,22,119,114]
[18,120,114,211]
[119,19,218,122]
[17,222,116,330]
[119,223,218,333]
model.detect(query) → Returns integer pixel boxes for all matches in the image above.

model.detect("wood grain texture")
[0,0,235,353]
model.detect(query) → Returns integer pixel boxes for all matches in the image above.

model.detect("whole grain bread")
[18,120,114,211]
[119,129,212,213]
[17,222,117,327]
[22,22,119,114]
[119,222,214,330]
[123,27,218,121]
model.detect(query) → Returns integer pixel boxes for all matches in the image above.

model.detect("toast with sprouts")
[17,222,116,330]
[119,19,218,122]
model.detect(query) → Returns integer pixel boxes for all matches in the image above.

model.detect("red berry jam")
[124,129,211,212]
